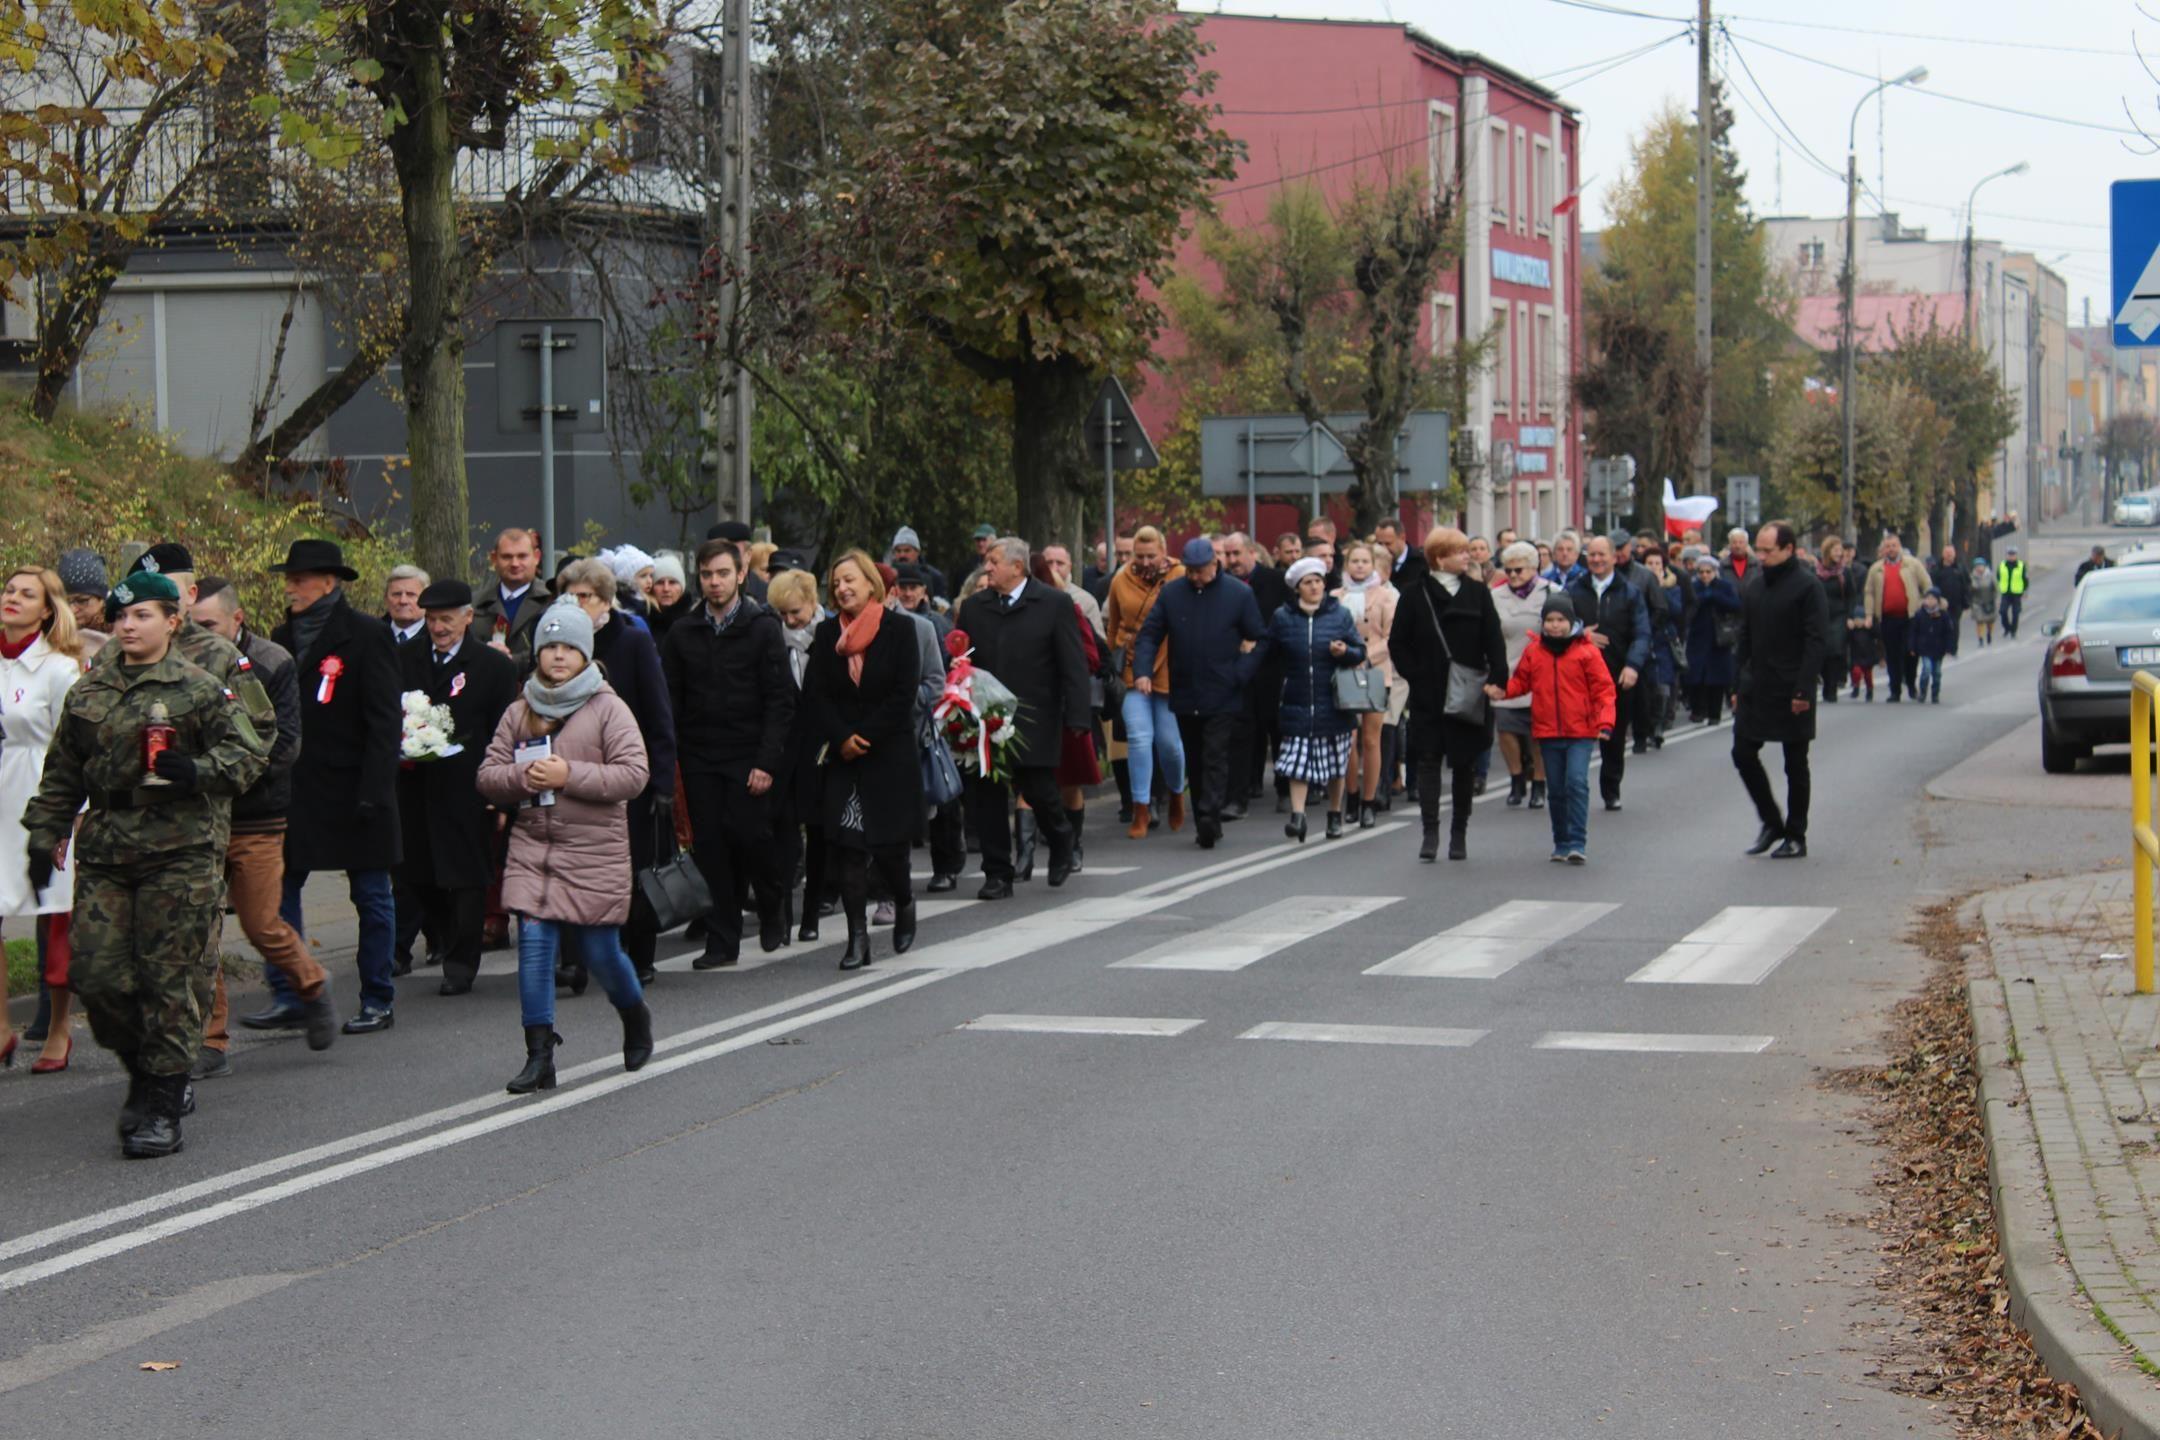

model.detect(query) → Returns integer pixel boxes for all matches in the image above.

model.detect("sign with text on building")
[1517,425,1558,449]
[2112,179,2160,346]
[1515,451,1549,473]
[1491,249,1551,289]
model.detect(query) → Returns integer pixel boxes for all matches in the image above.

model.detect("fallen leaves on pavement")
[1827,899,2105,1439]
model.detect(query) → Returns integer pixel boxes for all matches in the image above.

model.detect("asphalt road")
[0,529,2128,1438]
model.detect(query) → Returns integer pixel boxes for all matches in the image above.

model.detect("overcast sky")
[1188,1,2158,328]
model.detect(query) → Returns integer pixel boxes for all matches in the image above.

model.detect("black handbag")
[633,810,713,933]
[1419,584,1490,723]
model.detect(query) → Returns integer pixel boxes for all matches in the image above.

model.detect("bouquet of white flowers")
[399,689,462,761]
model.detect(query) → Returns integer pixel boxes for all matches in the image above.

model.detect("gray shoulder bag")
[1421,584,1490,723]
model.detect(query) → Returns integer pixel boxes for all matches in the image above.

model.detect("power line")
[1716,25,1843,184]
[1720,12,2134,60]
[1540,0,1687,19]
[1730,29,2147,138]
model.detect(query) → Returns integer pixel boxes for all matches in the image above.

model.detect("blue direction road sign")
[2112,180,2160,347]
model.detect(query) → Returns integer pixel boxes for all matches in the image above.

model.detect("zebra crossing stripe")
[1109,895,1400,971]
[1624,906,1836,986]
[1533,1032,1775,1055]
[961,1014,1204,1037]
[1363,899,1619,979]
[1238,1022,1486,1047]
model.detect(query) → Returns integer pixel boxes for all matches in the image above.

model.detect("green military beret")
[106,571,181,619]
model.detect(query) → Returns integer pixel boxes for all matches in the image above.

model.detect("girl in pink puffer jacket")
[478,601,651,1095]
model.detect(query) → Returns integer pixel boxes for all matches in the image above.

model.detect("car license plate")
[2123,647,2160,666]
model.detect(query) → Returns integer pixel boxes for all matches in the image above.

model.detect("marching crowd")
[0,510,2025,1158]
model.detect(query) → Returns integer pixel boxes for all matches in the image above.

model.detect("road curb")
[1970,973,2160,1440]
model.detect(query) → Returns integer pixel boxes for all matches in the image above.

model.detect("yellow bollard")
[2135,674,2157,995]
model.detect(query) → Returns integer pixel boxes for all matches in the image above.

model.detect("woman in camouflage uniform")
[22,572,267,1159]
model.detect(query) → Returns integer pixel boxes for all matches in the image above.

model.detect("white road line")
[0,968,900,1268]
[0,972,954,1293]
[1533,1031,1775,1055]
[960,1014,1204,1037]
[1109,895,1399,971]
[1363,899,1619,979]
[3,807,1365,1282]
[1624,905,1837,986]
[1238,1022,1486,1047]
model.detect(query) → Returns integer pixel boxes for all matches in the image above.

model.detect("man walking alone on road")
[1733,523,1828,860]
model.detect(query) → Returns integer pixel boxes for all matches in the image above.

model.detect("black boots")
[619,1004,654,1073]
[1378,724,1399,811]
[122,1074,189,1159]
[1325,810,1344,840]
[798,891,820,943]
[1528,780,1547,810]
[891,899,918,954]
[1416,760,1442,861]
[1065,807,1086,874]
[839,927,872,971]
[1285,812,1308,843]
[1507,773,1528,808]
[1449,761,1474,860]
[507,1026,561,1094]
[1015,811,1038,882]
[117,1055,148,1139]
[1358,795,1377,829]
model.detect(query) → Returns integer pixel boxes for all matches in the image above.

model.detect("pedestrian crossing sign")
[2112,180,2160,347]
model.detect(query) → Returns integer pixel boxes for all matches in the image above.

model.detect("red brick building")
[1160,14,1583,542]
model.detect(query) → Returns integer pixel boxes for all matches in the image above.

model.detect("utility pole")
[1692,0,1714,498]
[714,0,754,525]
[1840,65,1927,543]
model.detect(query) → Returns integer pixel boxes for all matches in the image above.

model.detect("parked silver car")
[2040,565,2160,771]
[2117,492,2158,527]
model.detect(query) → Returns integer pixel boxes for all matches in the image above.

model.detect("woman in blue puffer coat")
[1245,557,1366,842]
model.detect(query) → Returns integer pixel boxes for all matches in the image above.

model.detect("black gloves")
[151,750,199,792]
[26,850,52,895]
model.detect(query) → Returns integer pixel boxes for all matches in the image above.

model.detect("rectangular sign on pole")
[2112,180,2160,347]
[1197,412,1450,499]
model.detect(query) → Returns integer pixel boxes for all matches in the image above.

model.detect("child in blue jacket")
[1910,587,1954,704]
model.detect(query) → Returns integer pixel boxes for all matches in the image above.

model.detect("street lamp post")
[1962,162,2028,342]
[1841,64,1928,544]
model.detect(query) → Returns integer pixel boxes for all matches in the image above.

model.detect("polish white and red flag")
[1661,478,1719,539]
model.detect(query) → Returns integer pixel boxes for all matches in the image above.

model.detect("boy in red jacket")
[1490,594,1616,864]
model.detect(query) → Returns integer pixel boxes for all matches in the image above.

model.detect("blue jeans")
[1120,689,1186,805]
[1538,738,1595,855]
[518,917,642,1028]
[276,868,396,1010]
[1916,655,1942,700]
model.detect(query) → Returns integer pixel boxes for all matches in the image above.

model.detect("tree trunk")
[388,43,471,582]
[1011,354,1092,556]
[1347,426,1396,537]
[1951,471,1978,560]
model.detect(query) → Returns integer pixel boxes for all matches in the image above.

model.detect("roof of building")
[1791,292,1965,354]
[1201,11,1576,114]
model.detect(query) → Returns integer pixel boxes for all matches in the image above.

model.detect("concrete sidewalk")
[1974,869,2160,1438]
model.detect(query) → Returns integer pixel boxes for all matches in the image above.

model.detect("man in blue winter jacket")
[1132,537,1265,849]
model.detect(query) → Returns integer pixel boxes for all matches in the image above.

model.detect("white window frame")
[1430,291,1457,358]
[1533,303,1557,417]
[1427,100,1457,205]
[1532,135,1554,237]
[1490,302,1512,415]
[1488,119,1510,229]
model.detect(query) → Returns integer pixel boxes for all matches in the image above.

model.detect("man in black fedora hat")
[250,537,405,1036]
[395,579,517,995]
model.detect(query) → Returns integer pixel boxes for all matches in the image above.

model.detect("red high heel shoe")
[31,1037,71,1074]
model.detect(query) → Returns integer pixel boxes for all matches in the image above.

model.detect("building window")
[1798,239,1825,269]
[1490,302,1512,415]
[1488,120,1509,228]
[1532,136,1554,237]
[1427,100,1457,203]
[1430,291,1457,358]
[1517,301,1531,416]
[1534,305,1556,416]
[1514,126,1529,235]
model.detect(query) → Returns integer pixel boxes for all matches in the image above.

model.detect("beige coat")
[477,684,650,926]
[1489,576,1557,711]
[1864,554,1932,626]
[1333,581,1399,686]
[1104,563,1184,690]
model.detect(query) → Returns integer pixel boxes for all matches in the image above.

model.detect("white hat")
[1285,557,1328,588]
[607,544,654,585]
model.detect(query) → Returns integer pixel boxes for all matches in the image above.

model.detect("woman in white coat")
[0,565,83,1071]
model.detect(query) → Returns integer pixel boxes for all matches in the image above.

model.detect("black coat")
[661,597,794,781]
[648,591,698,642]
[1734,557,1830,745]
[1816,563,1860,658]
[1564,572,1653,678]
[274,591,404,872]
[1388,548,1430,592]
[1244,562,1293,621]
[229,626,301,834]
[396,639,518,889]
[1131,574,1265,717]
[955,580,1090,769]
[1929,558,1972,610]
[804,613,923,848]
[592,614,676,794]
[1389,574,1507,764]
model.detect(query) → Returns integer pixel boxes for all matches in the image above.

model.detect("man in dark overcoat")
[1732,521,1829,860]
[954,536,1090,900]
[396,581,518,995]
[261,538,405,1035]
